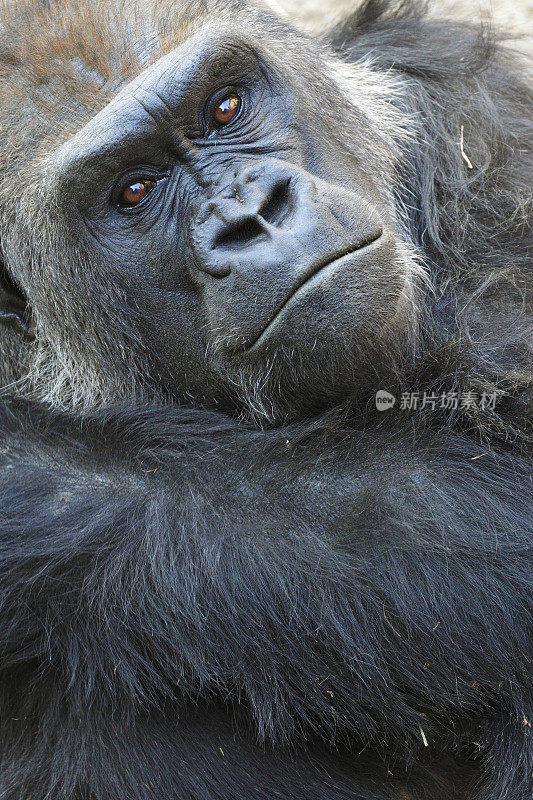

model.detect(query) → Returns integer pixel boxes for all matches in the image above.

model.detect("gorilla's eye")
[212,93,242,127]
[117,179,156,208]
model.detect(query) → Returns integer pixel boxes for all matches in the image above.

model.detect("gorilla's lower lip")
[244,229,384,352]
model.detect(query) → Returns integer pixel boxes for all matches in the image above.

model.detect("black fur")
[0,2,531,799]
[1,399,531,799]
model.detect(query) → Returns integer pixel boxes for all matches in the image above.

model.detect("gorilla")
[0,1,531,798]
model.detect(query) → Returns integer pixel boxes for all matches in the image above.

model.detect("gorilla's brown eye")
[118,179,156,207]
[213,93,242,126]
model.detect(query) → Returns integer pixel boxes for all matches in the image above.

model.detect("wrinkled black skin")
[0,2,532,800]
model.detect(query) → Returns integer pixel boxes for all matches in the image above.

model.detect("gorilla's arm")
[0,399,531,799]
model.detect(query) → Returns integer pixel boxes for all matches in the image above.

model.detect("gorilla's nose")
[190,163,296,279]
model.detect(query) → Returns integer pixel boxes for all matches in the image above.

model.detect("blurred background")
[271,1,532,54]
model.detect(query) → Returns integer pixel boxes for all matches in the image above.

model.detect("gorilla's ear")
[0,254,34,338]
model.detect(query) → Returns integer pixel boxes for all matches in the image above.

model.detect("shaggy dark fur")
[0,2,531,799]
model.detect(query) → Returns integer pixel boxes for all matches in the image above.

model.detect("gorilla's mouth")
[244,228,384,352]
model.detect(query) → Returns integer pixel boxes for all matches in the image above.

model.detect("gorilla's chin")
[205,233,413,421]
[239,230,398,354]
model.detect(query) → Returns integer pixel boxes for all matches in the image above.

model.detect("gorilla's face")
[1,7,421,417]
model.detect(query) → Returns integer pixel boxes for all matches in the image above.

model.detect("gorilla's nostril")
[214,216,267,250]
[259,178,293,228]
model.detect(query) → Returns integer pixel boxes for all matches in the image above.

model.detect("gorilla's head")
[1,0,529,424]
[0,0,424,419]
